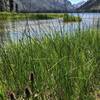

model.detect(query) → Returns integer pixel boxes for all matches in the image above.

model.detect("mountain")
[77,0,100,12]
[17,0,74,12]
[73,1,86,9]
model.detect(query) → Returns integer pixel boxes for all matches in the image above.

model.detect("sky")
[69,0,88,4]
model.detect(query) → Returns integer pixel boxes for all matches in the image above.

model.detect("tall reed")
[0,28,99,99]
[0,14,100,99]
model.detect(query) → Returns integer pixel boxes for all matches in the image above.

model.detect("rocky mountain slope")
[73,1,86,9]
[77,0,100,12]
[17,0,74,12]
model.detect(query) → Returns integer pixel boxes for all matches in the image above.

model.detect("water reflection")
[0,13,100,43]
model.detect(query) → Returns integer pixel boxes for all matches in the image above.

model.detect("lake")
[0,13,100,43]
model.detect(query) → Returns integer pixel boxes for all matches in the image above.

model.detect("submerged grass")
[0,28,100,99]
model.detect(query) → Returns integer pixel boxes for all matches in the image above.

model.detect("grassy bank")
[64,13,82,22]
[0,28,100,99]
[0,12,81,22]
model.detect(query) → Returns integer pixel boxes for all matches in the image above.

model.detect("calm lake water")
[0,13,100,43]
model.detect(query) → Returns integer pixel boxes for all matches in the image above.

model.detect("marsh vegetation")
[0,12,81,22]
[0,13,100,100]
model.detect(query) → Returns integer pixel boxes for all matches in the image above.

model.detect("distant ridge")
[73,1,86,9]
[77,0,100,12]
[17,0,74,12]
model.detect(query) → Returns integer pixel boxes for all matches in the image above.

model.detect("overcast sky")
[69,0,88,4]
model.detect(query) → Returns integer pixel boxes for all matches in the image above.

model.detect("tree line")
[0,0,14,11]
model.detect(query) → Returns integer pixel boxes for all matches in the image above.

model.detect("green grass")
[0,28,100,99]
[0,12,81,22]
[63,13,82,22]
